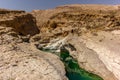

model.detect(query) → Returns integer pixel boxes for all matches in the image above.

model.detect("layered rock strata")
[0,9,39,36]
[0,9,67,80]
[0,4,120,80]
[32,4,120,80]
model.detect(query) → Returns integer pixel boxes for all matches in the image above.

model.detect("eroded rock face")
[31,4,120,80]
[80,31,120,80]
[0,44,67,80]
[66,34,118,80]
[38,34,118,80]
[1,4,120,80]
[0,9,39,36]
[0,9,67,80]
[32,4,120,40]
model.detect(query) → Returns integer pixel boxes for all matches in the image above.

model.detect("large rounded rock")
[0,43,67,80]
[66,31,119,80]
[0,25,67,80]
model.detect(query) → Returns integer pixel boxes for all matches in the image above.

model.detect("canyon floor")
[0,4,120,80]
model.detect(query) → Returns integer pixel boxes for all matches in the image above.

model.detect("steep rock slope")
[81,31,120,79]
[0,4,120,80]
[0,9,39,36]
[66,33,118,80]
[0,9,67,80]
[32,5,120,33]
[32,4,120,80]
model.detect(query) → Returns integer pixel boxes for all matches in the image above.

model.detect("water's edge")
[40,48,103,80]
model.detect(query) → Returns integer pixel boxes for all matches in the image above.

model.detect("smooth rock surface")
[80,31,120,80]
[66,33,118,80]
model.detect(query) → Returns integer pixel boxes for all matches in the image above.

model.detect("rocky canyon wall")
[0,9,67,80]
[0,4,120,80]
[32,4,120,80]
[0,9,39,36]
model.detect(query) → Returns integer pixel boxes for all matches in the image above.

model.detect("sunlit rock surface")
[1,4,120,80]
[80,31,120,80]
[32,4,120,80]
[0,9,67,80]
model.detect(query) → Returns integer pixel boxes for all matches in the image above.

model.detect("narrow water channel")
[40,46,103,80]
[60,48,103,80]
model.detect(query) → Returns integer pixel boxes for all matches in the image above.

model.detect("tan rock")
[0,9,39,36]
[1,4,120,80]
[0,43,67,80]
[80,31,120,80]
[0,14,67,80]
[67,34,118,80]
[31,4,120,80]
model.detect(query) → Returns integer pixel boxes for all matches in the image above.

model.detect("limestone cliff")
[32,4,120,80]
[0,9,39,36]
[0,9,67,80]
[0,4,120,80]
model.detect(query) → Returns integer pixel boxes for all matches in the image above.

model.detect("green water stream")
[60,49,103,80]
[41,48,103,80]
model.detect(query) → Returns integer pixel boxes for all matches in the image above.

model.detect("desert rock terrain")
[0,4,120,80]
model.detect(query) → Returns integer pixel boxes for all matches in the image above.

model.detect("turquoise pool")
[40,48,103,80]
